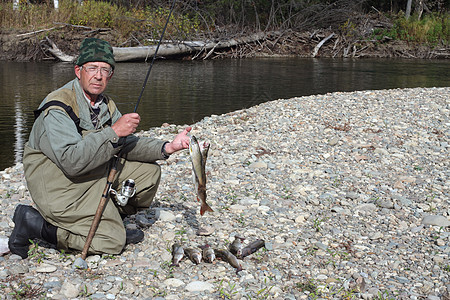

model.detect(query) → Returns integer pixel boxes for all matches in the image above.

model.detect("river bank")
[1,26,449,62]
[0,87,449,299]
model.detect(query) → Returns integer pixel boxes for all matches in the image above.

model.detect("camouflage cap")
[75,38,115,69]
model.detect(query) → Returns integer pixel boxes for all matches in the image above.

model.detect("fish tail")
[200,202,214,216]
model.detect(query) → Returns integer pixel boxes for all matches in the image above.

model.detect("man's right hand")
[111,113,140,137]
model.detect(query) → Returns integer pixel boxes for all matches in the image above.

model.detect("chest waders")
[80,0,178,261]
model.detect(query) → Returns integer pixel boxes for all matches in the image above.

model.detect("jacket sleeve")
[41,109,121,177]
[41,109,168,177]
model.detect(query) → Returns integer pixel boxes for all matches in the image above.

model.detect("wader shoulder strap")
[34,100,82,135]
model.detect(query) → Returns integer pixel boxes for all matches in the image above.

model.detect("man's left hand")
[164,127,192,154]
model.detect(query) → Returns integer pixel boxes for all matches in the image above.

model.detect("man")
[8,38,191,259]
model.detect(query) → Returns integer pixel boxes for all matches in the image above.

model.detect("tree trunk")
[54,0,59,10]
[46,32,271,62]
[406,0,413,19]
[13,0,19,10]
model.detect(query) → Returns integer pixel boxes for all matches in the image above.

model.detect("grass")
[0,0,202,42]
[27,239,47,263]
[1,0,448,46]
[371,12,449,45]
[1,275,44,299]
[217,278,274,300]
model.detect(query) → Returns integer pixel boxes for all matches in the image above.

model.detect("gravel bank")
[0,87,449,299]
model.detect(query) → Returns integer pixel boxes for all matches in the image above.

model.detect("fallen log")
[45,37,75,62]
[46,31,272,62]
[17,26,65,39]
[312,33,335,57]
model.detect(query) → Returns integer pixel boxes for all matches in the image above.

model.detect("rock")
[155,209,176,221]
[36,263,57,273]
[0,237,9,256]
[196,225,215,236]
[421,215,450,227]
[72,257,88,269]
[164,278,185,287]
[61,280,80,298]
[0,87,449,300]
[185,281,214,292]
[248,161,268,170]
[354,203,377,212]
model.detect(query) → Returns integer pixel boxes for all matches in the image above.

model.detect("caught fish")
[214,248,243,273]
[184,247,202,265]
[241,239,265,259]
[189,135,213,216]
[202,244,216,263]
[229,235,245,258]
[171,243,184,266]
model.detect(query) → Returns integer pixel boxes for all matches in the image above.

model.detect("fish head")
[189,135,200,155]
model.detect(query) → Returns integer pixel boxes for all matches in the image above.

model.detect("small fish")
[241,239,265,259]
[202,244,215,263]
[189,135,213,216]
[184,247,202,265]
[214,248,243,273]
[229,235,245,258]
[171,243,184,266]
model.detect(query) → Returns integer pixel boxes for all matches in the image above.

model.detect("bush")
[371,13,449,45]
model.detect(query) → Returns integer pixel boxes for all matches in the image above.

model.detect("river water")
[0,58,448,170]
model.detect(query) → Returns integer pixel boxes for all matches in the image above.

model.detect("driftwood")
[46,32,272,62]
[45,37,75,62]
[16,26,65,38]
[312,33,335,57]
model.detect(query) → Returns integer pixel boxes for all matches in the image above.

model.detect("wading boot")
[8,205,57,259]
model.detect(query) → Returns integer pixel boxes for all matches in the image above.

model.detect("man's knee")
[89,226,126,255]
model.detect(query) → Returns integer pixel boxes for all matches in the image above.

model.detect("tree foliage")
[99,0,448,32]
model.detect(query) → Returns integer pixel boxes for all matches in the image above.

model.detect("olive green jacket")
[22,79,166,251]
[25,78,166,179]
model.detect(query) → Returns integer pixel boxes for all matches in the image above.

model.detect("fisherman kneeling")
[8,38,191,258]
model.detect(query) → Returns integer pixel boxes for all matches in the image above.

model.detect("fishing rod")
[134,0,176,113]
[81,0,177,260]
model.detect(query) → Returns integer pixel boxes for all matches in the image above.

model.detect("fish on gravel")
[229,235,245,258]
[241,239,265,259]
[184,247,202,265]
[171,243,184,266]
[202,244,215,263]
[189,135,213,216]
[214,248,243,273]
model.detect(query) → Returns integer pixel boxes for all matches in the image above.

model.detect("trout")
[241,239,266,259]
[202,244,216,263]
[184,247,202,265]
[171,243,184,266]
[214,248,243,273]
[189,135,213,216]
[229,235,245,258]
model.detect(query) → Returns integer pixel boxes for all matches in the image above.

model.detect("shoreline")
[1,27,449,61]
[0,87,449,299]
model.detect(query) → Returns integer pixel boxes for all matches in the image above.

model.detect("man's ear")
[74,65,81,80]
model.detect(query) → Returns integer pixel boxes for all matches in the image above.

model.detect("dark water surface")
[0,58,448,170]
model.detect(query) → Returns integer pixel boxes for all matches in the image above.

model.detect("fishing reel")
[110,179,136,206]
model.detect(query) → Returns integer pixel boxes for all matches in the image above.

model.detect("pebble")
[36,263,58,273]
[0,87,449,299]
[422,215,450,227]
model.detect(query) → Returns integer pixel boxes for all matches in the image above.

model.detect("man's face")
[75,62,114,101]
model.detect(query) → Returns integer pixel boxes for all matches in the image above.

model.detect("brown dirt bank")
[1,26,449,62]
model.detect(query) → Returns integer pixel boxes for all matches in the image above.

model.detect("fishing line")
[133,0,177,113]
